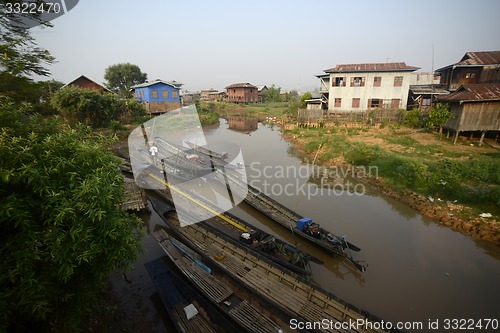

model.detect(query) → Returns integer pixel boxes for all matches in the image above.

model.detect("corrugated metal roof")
[225,82,258,89]
[438,83,500,102]
[130,79,180,90]
[436,51,500,72]
[324,62,419,73]
[62,74,113,92]
[457,51,500,66]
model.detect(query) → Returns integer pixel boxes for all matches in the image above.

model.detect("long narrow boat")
[184,142,367,272]
[148,191,317,277]
[144,258,240,333]
[120,136,366,271]
[150,203,396,333]
[152,229,293,333]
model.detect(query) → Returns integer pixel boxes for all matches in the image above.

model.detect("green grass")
[291,126,500,216]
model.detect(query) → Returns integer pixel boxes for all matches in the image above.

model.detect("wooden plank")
[228,301,283,333]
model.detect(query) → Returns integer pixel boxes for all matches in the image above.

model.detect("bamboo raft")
[150,200,393,333]
[119,180,147,211]
[152,229,290,333]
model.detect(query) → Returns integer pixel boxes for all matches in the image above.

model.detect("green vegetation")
[0,101,143,331]
[104,63,148,98]
[195,100,221,125]
[286,126,500,215]
[51,86,146,127]
[0,15,145,331]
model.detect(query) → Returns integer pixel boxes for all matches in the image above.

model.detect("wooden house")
[256,85,268,102]
[61,75,113,94]
[225,83,258,103]
[436,51,500,91]
[437,83,500,145]
[130,79,182,114]
[200,88,219,101]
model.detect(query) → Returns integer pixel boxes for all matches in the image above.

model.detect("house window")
[140,91,144,99]
[334,98,342,107]
[369,99,381,108]
[422,98,431,106]
[333,77,346,87]
[152,90,158,99]
[134,92,138,98]
[394,76,403,87]
[350,77,365,87]
[373,76,382,87]
[162,90,169,98]
[391,98,400,109]
[465,73,476,79]
[172,90,178,99]
[352,98,360,108]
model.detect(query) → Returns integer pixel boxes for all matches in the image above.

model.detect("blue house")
[131,79,182,114]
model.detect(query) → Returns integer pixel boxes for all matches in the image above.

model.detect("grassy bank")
[283,124,499,243]
[199,100,293,120]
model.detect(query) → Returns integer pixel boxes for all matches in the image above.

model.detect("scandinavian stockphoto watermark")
[3,0,80,29]
[248,160,378,200]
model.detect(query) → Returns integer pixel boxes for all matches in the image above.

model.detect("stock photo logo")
[3,0,80,29]
[128,104,248,227]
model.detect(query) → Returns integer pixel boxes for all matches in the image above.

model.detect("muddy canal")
[118,119,499,332]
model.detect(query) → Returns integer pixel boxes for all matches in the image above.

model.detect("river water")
[131,119,499,332]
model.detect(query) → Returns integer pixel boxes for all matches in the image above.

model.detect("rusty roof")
[438,83,500,102]
[436,51,500,72]
[324,62,419,73]
[225,82,258,89]
[457,51,500,66]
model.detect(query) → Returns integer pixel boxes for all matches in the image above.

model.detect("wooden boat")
[144,258,240,333]
[148,191,319,277]
[158,139,367,271]
[119,137,366,271]
[151,212,395,333]
[152,229,293,333]
[222,171,368,272]
[184,140,228,160]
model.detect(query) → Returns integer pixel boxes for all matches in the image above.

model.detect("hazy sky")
[32,0,500,92]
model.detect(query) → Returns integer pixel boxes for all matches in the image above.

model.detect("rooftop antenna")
[431,44,435,107]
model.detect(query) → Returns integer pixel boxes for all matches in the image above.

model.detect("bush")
[401,109,422,128]
[345,143,384,165]
[50,86,145,128]
[394,158,428,188]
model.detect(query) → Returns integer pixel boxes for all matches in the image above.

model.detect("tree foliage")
[262,84,281,102]
[0,98,143,331]
[104,63,147,98]
[50,86,146,127]
[0,0,55,77]
[426,102,453,136]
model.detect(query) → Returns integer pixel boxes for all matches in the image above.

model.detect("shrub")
[344,143,384,165]
[401,109,422,128]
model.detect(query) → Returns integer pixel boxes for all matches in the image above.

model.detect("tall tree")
[104,63,147,98]
[0,99,143,331]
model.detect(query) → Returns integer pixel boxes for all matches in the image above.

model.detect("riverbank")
[281,125,500,244]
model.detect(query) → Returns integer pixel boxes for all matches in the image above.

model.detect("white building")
[317,62,419,113]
